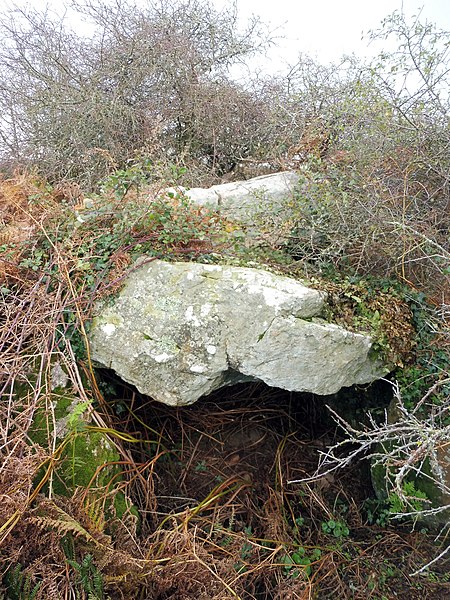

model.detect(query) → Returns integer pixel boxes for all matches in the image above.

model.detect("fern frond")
[3,563,42,600]
[61,534,76,561]
[30,513,98,545]
[30,505,104,547]
[67,553,108,600]
[31,500,112,548]
[23,578,42,600]
[83,495,106,534]
[92,568,104,597]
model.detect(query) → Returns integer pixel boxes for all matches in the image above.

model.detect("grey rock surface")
[90,260,387,406]
[165,171,299,223]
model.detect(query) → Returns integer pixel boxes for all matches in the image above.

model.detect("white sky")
[0,0,449,73]
[219,0,450,71]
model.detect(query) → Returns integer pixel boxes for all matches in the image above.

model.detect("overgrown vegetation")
[0,1,449,598]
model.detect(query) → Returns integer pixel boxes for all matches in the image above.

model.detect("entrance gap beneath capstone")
[96,368,393,438]
[96,369,393,519]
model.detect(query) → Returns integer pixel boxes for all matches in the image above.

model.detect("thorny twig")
[288,378,450,574]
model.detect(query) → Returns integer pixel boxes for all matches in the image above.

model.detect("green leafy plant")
[67,400,92,433]
[194,460,208,473]
[321,519,350,538]
[240,526,254,561]
[233,526,254,574]
[280,547,322,579]
[168,164,188,182]
[292,515,305,538]
[388,481,428,514]
[66,554,106,600]
[100,158,153,199]
[364,498,392,527]
[2,564,42,600]
[18,249,46,271]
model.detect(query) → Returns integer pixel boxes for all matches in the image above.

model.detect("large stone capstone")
[165,171,299,224]
[90,260,387,406]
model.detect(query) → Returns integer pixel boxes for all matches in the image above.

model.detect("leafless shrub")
[0,0,272,186]
[289,378,450,574]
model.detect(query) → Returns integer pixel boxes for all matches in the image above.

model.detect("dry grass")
[0,173,449,599]
[76,380,448,600]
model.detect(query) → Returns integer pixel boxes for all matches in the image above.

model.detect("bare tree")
[0,0,268,185]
